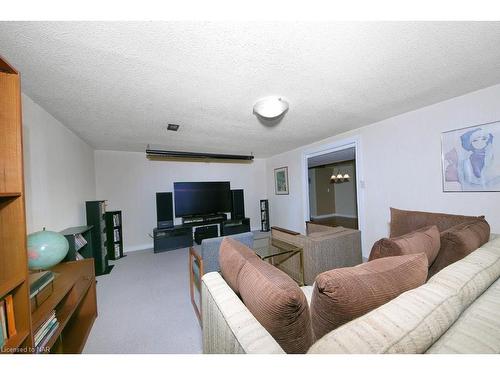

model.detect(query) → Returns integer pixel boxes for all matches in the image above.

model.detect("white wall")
[266,83,500,259]
[22,94,96,233]
[333,162,357,217]
[308,169,317,217]
[95,150,267,252]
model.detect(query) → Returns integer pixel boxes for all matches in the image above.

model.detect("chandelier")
[330,170,350,183]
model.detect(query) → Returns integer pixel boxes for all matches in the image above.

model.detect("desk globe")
[27,228,69,270]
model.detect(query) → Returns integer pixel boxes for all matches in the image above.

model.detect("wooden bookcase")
[105,211,125,260]
[0,56,97,354]
[0,55,32,353]
[31,259,97,354]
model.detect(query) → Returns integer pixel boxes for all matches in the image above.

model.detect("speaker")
[231,189,245,219]
[156,192,174,229]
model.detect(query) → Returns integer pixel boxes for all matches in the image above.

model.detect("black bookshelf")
[260,199,270,232]
[86,200,113,276]
[60,225,94,262]
[105,210,126,260]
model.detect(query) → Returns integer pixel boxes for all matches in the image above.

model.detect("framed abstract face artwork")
[442,120,500,192]
[274,167,289,195]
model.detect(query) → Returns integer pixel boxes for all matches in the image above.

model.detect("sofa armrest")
[306,222,340,235]
[271,227,306,248]
[201,272,285,354]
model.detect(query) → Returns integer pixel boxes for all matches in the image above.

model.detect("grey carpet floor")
[83,247,203,354]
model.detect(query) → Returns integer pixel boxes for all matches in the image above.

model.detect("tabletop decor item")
[274,166,289,195]
[442,120,500,192]
[27,228,69,270]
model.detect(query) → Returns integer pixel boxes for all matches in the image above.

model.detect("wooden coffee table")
[254,237,304,286]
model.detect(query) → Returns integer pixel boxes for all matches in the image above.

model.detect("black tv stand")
[153,215,251,253]
[182,213,228,226]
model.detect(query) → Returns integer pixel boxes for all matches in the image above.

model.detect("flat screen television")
[174,181,231,217]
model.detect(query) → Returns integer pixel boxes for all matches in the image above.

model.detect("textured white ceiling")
[1,21,500,157]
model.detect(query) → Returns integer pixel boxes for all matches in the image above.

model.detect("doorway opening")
[307,146,358,229]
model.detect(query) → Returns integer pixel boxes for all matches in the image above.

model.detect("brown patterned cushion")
[238,257,314,353]
[310,253,428,340]
[368,225,440,265]
[428,218,490,278]
[389,207,484,237]
[219,237,258,294]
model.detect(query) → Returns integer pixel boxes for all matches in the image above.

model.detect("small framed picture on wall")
[274,166,289,195]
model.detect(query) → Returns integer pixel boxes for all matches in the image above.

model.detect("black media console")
[221,218,250,236]
[153,216,251,253]
[153,226,193,253]
[182,213,227,226]
[194,225,219,245]
[153,183,251,253]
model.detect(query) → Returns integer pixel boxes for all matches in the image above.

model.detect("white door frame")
[301,137,366,253]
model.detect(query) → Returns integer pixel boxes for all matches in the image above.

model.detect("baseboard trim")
[124,243,153,253]
[311,213,358,220]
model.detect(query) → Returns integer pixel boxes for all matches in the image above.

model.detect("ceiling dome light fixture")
[253,96,289,119]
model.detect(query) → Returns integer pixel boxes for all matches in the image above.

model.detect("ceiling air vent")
[167,124,180,131]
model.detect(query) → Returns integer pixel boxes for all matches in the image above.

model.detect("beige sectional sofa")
[201,233,500,354]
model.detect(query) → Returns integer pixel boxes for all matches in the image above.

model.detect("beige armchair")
[270,223,362,285]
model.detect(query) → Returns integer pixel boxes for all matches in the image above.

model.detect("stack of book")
[74,233,87,251]
[113,214,120,227]
[114,243,120,258]
[34,311,58,353]
[113,228,120,242]
[0,294,17,348]
[29,271,55,312]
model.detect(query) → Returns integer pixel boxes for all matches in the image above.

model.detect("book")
[34,312,55,338]
[35,315,57,346]
[30,282,54,313]
[0,320,4,348]
[34,311,56,342]
[0,300,7,340]
[74,233,87,251]
[29,271,55,298]
[4,295,16,337]
[36,321,59,352]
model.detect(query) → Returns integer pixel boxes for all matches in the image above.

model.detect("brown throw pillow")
[219,237,258,294]
[389,207,484,237]
[368,225,440,266]
[428,218,490,278]
[238,257,314,353]
[310,253,428,340]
